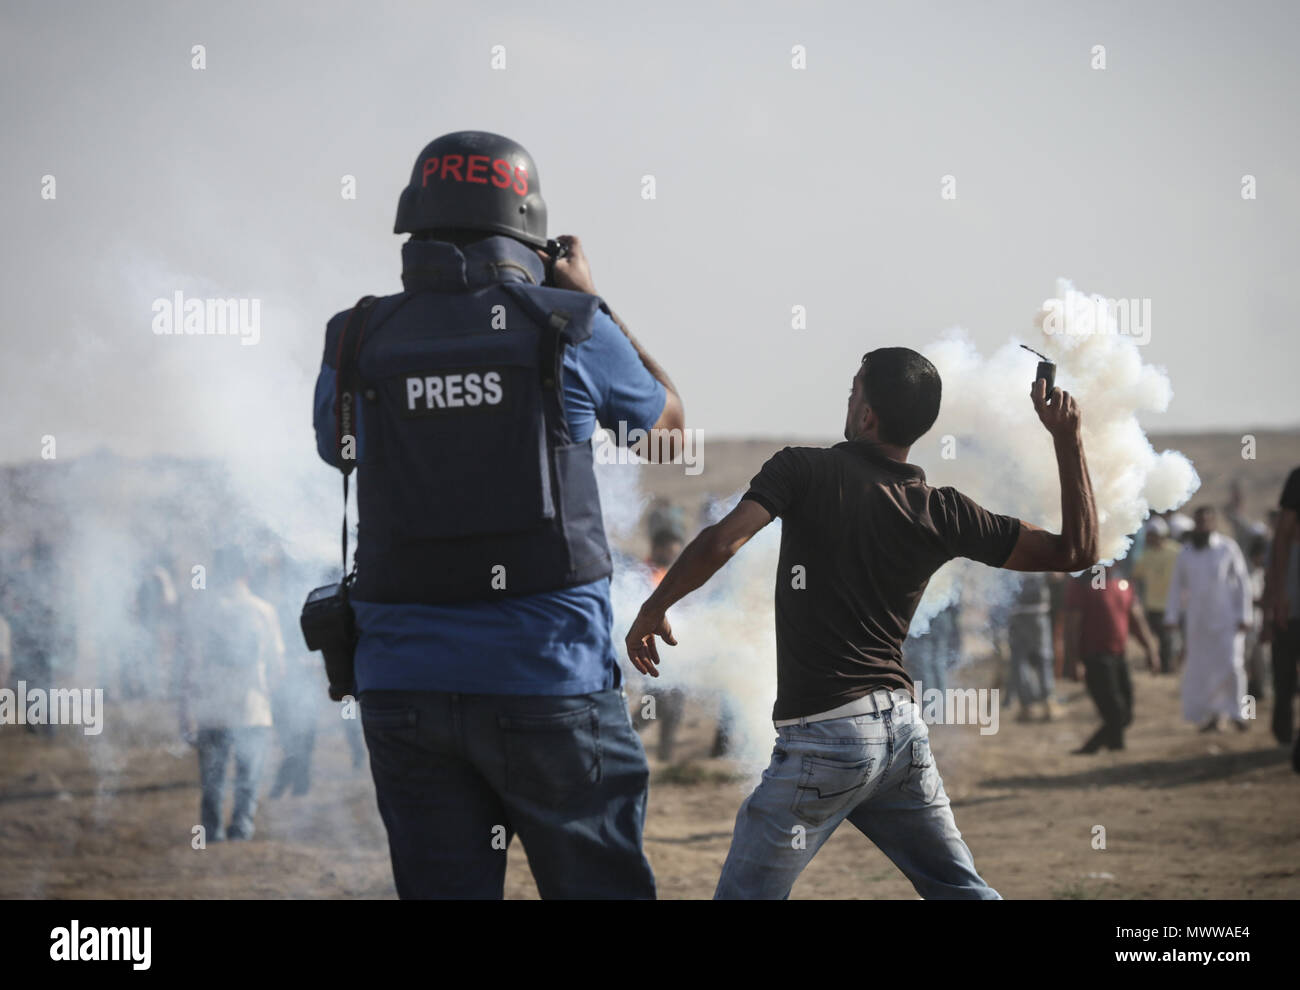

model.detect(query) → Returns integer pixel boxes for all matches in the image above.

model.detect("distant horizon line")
[0,423,1296,470]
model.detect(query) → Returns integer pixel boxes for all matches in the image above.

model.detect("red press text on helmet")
[420,156,529,196]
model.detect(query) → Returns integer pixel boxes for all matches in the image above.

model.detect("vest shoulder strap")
[499,283,602,345]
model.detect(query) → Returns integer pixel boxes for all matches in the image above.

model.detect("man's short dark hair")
[857,347,942,446]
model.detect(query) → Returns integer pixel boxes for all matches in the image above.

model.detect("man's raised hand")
[1031,378,1082,440]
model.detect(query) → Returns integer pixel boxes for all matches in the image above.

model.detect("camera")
[542,238,571,288]
[300,581,357,701]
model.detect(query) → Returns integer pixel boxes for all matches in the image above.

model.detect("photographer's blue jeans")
[715,694,1000,900]
[360,686,655,899]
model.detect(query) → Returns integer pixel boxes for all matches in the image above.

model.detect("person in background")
[1132,517,1183,674]
[1262,466,1300,769]
[1164,506,1252,733]
[1164,511,1195,670]
[261,550,326,799]
[1064,568,1156,753]
[2,541,58,737]
[644,521,685,587]
[1047,571,1069,685]
[123,560,179,700]
[1116,522,1143,581]
[1224,479,1256,555]
[1007,573,1056,721]
[903,601,960,698]
[1243,531,1270,705]
[178,545,285,842]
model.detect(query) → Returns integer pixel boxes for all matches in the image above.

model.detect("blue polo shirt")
[313,236,666,695]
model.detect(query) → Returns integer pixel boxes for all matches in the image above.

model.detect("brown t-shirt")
[743,440,1021,720]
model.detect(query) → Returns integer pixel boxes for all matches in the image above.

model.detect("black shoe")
[1073,728,1107,755]
[1198,717,1221,733]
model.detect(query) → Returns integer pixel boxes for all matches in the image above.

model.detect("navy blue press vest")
[335,237,613,605]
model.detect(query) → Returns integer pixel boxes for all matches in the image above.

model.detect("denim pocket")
[360,704,418,731]
[791,754,875,826]
[901,737,940,804]
[500,704,602,808]
[359,703,421,779]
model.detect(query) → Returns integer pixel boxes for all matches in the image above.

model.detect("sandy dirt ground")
[2,649,1296,900]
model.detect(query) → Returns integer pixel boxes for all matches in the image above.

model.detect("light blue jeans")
[715,692,1000,899]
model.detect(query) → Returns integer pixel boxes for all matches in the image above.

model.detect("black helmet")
[393,131,548,247]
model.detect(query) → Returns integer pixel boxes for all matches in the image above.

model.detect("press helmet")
[393,130,548,248]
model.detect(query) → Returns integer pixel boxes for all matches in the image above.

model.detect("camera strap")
[334,295,378,577]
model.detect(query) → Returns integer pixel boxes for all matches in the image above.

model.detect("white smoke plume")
[910,278,1200,629]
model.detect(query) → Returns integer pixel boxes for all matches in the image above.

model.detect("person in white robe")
[1164,507,1252,730]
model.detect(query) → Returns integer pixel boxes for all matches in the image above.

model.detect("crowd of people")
[943,470,1299,766]
[0,539,365,843]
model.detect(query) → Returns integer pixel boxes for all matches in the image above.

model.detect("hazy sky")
[3,0,1297,464]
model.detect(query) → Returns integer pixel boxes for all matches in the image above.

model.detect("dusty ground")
[2,649,1296,900]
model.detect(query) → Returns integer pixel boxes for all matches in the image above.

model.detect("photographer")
[312,131,682,899]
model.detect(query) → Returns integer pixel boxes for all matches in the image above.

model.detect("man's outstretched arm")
[1002,379,1100,573]
[625,499,772,677]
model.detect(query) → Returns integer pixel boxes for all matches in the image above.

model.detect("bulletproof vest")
[346,243,613,605]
